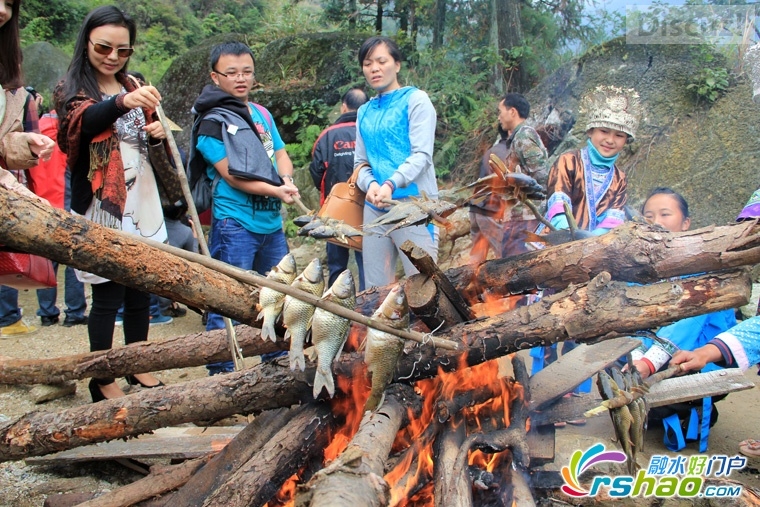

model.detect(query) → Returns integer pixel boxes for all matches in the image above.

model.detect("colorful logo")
[561,443,627,497]
[561,444,747,499]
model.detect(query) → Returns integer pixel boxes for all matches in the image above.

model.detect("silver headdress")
[581,85,643,139]
[744,43,760,104]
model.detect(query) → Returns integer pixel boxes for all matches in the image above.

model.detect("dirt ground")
[0,269,758,506]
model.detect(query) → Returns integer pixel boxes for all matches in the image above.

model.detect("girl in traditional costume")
[544,85,641,234]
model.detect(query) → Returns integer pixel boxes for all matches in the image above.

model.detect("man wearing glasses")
[188,42,300,375]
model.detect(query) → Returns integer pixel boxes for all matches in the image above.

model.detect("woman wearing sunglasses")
[55,5,168,402]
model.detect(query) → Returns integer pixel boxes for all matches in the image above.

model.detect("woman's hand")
[26,133,56,161]
[123,85,162,110]
[144,120,166,140]
[366,181,393,209]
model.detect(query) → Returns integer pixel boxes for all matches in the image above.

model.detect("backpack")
[187,102,274,214]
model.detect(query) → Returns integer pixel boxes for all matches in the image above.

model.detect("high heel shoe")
[125,374,165,388]
[88,378,109,403]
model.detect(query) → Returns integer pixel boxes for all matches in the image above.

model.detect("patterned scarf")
[58,74,153,226]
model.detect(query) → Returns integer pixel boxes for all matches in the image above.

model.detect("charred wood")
[435,415,471,507]
[297,384,420,507]
[0,271,748,462]
[202,403,335,507]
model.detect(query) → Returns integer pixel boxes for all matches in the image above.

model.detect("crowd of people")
[1,2,758,460]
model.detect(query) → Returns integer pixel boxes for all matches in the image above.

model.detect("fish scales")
[364,285,410,412]
[257,253,297,342]
[283,258,325,371]
[312,270,356,398]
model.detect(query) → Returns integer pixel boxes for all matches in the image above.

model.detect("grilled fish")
[256,253,298,342]
[282,258,325,371]
[364,285,410,411]
[312,270,357,398]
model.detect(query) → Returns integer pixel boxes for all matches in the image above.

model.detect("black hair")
[501,93,530,119]
[58,6,136,111]
[342,88,368,111]
[210,42,255,71]
[643,187,689,218]
[357,36,402,66]
[128,70,145,84]
[0,0,23,88]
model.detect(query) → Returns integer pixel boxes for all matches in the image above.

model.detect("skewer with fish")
[363,285,410,411]
[363,193,458,236]
[282,258,325,371]
[256,253,298,342]
[311,269,357,398]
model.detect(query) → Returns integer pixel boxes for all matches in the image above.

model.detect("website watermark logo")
[626,4,756,45]
[562,443,747,499]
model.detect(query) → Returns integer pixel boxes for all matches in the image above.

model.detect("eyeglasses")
[213,69,255,80]
[89,40,134,58]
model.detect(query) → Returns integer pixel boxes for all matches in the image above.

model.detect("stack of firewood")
[0,186,758,506]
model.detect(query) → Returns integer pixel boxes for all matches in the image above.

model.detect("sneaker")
[62,315,88,327]
[40,315,59,327]
[0,320,38,337]
[115,315,123,327]
[149,314,173,326]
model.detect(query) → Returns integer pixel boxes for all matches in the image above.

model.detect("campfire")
[0,187,758,506]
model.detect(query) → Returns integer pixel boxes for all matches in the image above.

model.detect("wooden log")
[75,455,212,507]
[3,186,760,334]
[406,274,463,331]
[435,415,471,507]
[147,408,291,507]
[0,186,261,325]
[0,187,459,351]
[400,240,475,322]
[0,271,748,462]
[297,384,420,507]
[0,326,284,385]
[447,220,760,301]
[202,402,336,507]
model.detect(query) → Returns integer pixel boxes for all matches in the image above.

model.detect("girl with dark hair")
[0,0,56,338]
[354,36,439,288]
[55,5,170,402]
[632,188,735,451]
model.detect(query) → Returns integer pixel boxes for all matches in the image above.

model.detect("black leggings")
[89,282,149,383]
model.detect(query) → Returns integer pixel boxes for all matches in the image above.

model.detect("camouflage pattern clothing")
[502,122,549,221]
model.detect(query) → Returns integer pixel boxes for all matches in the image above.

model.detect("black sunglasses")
[89,40,134,58]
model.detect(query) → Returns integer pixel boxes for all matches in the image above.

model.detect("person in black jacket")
[309,88,368,290]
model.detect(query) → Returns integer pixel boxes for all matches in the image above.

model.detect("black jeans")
[89,282,149,383]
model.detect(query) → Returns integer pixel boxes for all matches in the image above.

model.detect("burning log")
[434,415,471,507]
[448,219,760,301]
[149,408,292,507]
[447,357,531,502]
[297,384,420,507]
[0,326,284,385]
[202,403,336,507]
[0,270,748,462]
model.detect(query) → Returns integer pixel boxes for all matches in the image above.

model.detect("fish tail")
[312,368,335,399]
[289,351,305,372]
[364,391,385,412]
[261,320,277,342]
